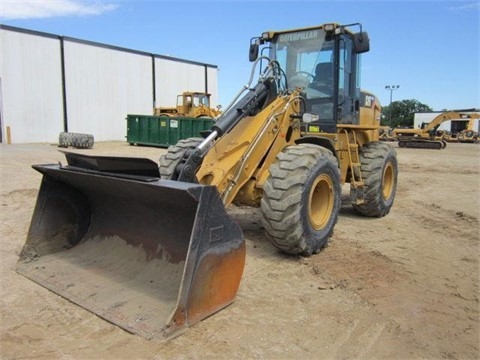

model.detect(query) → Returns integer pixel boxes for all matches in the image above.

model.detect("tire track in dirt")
[307,196,480,359]
[409,201,479,243]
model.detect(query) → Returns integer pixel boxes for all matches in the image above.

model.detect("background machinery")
[456,117,480,142]
[17,23,398,340]
[393,111,480,149]
[379,126,397,141]
[153,91,221,118]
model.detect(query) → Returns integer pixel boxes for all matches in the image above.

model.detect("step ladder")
[342,129,364,205]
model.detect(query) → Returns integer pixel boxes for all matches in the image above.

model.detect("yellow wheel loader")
[153,91,221,118]
[17,23,398,340]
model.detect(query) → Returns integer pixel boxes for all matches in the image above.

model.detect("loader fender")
[295,136,338,161]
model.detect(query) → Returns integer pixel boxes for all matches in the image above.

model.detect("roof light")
[324,24,335,32]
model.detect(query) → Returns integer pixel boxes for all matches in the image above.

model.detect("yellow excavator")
[379,126,397,141]
[17,23,398,340]
[456,117,480,143]
[393,111,480,149]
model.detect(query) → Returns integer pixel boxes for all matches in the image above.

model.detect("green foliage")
[381,99,433,128]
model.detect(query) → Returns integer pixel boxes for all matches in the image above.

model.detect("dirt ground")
[1,140,479,359]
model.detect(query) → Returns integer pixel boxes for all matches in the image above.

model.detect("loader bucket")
[17,153,245,340]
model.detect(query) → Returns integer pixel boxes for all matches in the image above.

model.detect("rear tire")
[58,132,94,149]
[159,137,203,179]
[351,142,398,217]
[261,144,341,256]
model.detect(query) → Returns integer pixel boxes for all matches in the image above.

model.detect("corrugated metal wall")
[0,29,64,143]
[0,25,218,143]
[64,41,153,141]
[155,59,207,107]
[413,113,436,129]
[207,66,219,107]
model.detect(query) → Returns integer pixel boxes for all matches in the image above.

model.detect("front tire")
[351,142,398,217]
[261,144,341,256]
[159,137,203,179]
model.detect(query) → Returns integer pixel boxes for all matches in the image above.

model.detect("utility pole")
[385,85,400,127]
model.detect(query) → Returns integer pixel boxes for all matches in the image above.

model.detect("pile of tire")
[58,132,94,149]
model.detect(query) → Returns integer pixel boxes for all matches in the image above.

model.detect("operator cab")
[178,92,211,108]
[250,23,369,133]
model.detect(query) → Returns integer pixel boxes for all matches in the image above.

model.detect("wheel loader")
[153,91,221,118]
[17,23,398,340]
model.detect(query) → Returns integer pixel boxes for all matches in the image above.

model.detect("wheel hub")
[382,162,394,200]
[308,174,334,230]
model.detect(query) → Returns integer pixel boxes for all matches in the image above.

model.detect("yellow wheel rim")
[382,162,394,200]
[308,174,334,230]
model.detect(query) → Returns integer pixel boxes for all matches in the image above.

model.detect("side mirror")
[249,43,259,62]
[354,31,370,54]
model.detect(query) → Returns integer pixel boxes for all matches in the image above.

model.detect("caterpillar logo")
[362,94,376,108]
[278,30,319,43]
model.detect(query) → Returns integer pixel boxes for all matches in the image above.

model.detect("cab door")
[337,35,358,124]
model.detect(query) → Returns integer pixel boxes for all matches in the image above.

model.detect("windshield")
[269,29,333,93]
[268,29,337,129]
[194,94,210,107]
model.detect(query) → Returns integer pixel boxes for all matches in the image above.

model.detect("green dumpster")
[126,115,214,147]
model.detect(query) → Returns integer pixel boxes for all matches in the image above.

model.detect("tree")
[381,99,432,128]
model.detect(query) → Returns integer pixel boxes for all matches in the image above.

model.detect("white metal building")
[0,25,218,143]
[413,111,480,133]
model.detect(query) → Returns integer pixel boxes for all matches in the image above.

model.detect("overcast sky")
[1,0,479,110]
